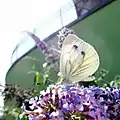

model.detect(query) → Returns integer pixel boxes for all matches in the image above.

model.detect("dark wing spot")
[73,45,78,49]
[81,51,85,56]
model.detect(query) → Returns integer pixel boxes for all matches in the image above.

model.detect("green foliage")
[1,106,20,120]
[109,75,120,88]
[18,115,28,120]
[94,68,120,88]
[28,60,120,89]
[28,62,58,91]
[94,68,109,86]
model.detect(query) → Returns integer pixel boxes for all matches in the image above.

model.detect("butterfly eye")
[81,51,85,56]
[73,45,78,49]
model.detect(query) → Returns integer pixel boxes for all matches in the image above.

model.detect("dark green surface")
[7,49,46,88]
[6,0,120,88]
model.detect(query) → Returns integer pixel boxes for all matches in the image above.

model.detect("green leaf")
[35,73,42,86]
[57,76,62,83]
[28,70,37,74]
[32,64,36,70]
[18,115,28,120]
[110,81,114,87]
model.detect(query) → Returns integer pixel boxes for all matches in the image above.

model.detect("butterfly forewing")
[69,42,86,76]
[60,36,85,79]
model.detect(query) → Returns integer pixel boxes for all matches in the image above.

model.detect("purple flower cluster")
[20,85,120,120]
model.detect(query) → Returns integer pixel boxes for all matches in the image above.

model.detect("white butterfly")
[60,34,100,85]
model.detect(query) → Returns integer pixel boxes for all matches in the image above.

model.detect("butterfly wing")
[60,34,100,84]
[60,35,85,79]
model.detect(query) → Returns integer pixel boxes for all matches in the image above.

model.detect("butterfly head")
[61,78,73,86]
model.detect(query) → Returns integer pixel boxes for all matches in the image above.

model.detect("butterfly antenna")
[60,10,64,28]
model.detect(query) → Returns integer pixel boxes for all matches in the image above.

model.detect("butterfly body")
[60,34,100,85]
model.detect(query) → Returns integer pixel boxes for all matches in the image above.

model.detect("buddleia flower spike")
[23,31,60,71]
